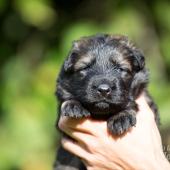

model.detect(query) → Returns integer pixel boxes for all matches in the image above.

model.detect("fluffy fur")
[54,34,159,170]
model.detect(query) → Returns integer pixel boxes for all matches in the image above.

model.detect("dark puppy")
[54,34,159,170]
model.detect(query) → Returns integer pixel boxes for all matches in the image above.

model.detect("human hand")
[58,95,170,170]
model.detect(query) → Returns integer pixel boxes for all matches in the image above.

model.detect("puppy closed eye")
[117,67,131,74]
[118,67,132,80]
[77,64,92,78]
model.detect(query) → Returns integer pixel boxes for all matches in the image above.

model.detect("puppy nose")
[97,84,111,96]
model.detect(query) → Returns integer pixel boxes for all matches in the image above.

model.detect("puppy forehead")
[74,47,132,70]
[96,47,132,70]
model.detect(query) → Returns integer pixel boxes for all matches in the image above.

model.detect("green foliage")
[0,57,58,170]
[14,0,56,29]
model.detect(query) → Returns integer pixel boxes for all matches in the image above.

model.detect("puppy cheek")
[85,89,96,102]
[121,73,133,88]
[121,72,131,79]
[84,81,95,99]
[130,70,149,97]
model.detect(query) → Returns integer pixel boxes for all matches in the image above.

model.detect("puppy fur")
[54,34,160,170]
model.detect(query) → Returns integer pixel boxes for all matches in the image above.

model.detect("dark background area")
[0,0,170,169]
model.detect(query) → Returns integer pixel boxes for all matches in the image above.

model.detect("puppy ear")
[130,69,149,98]
[64,52,78,72]
[132,50,145,71]
[64,40,82,72]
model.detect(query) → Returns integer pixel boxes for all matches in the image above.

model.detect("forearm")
[129,153,170,170]
[108,154,170,170]
[102,151,170,170]
[155,155,170,170]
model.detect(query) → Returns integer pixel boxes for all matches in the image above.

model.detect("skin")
[58,95,170,170]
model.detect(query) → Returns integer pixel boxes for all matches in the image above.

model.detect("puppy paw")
[61,100,90,118]
[107,111,136,135]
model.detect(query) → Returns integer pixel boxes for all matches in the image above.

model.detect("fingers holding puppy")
[58,115,107,137]
[61,137,91,162]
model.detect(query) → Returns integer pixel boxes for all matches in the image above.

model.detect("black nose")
[97,84,111,96]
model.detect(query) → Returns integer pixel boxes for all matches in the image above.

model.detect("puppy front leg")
[61,100,91,118]
[107,109,137,135]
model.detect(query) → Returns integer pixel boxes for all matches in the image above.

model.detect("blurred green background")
[0,0,170,169]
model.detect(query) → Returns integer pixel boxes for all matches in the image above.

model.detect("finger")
[58,116,107,136]
[61,137,91,161]
[58,116,92,136]
[58,116,87,130]
[62,126,95,145]
[71,119,107,137]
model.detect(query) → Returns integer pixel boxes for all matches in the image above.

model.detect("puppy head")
[60,34,148,114]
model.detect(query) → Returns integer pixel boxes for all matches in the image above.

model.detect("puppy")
[54,34,159,170]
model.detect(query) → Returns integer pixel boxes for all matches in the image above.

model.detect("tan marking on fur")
[107,34,137,50]
[108,34,127,40]
[74,54,95,70]
[111,51,132,71]
[73,38,89,50]
[57,84,71,97]
[120,59,131,70]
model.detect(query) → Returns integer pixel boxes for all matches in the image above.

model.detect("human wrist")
[157,154,170,170]
[142,153,170,170]
[121,151,169,170]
